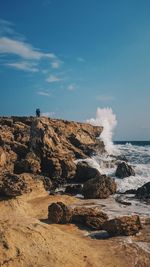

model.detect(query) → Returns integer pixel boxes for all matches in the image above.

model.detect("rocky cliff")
[0,116,104,186]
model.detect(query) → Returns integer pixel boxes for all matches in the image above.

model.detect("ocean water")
[91,141,150,193]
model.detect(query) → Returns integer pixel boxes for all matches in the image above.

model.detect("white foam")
[87,107,117,154]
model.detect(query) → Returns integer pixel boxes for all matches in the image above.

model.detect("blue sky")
[0,0,150,140]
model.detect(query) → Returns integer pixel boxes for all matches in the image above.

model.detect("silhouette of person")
[36,108,41,117]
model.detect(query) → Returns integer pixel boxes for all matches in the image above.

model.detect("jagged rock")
[136,182,150,200]
[65,184,83,195]
[74,161,101,182]
[72,206,108,230]
[0,173,46,197]
[48,202,72,223]
[0,116,104,184]
[115,162,135,178]
[14,152,41,174]
[102,215,142,236]
[82,174,117,199]
[0,173,31,197]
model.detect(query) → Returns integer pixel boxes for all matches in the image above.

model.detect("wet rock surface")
[136,182,150,201]
[82,174,117,199]
[65,184,83,195]
[102,215,142,236]
[72,206,108,230]
[74,161,101,182]
[115,161,135,178]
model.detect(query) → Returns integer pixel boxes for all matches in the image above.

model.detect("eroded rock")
[102,215,142,236]
[115,162,135,178]
[72,206,108,230]
[48,202,72,223]
[74,161,100,182]
[82,174,117,199]
[136,182,150,200]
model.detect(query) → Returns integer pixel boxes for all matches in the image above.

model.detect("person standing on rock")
[36,108,41,117]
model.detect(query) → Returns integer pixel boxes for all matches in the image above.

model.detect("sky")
[0,0,150,140]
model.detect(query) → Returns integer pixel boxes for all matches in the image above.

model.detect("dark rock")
[136,182,150,200]
[123,189,137,194]
[65,184,83,195]
[115,195,132,206]
[82,174,117,199]
[115,162,135,178]
[74,161,101,183]
[102,215,142,236]
[72,206,108,230]
[48,202,72,223]
[14,152,41,174]
[0,173,31,197]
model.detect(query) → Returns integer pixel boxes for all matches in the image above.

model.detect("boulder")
[102,215,142,236]
[74,161,101,182]
[82,174,117,199]
[136,182,150,200]
[65,184,83,195]
[0,173,31,197]
[115,162,135,178]
[14,152,41,174]
[48,202,72,224]
[72,206,108,230]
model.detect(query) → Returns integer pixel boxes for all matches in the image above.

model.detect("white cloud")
[6,61,39,72]
[37,91,50,96]
[96,95,115,102]
[0,37,56,60]
[51,61,61,69]
[46,74,61,83]
[68,84,76,91]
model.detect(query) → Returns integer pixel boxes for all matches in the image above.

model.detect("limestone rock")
[72,206,108,230]
[102,215,142,236]
[14,152,41,174]
[74,161,100,182]
[0,173,31,197]
[82,174,117,199]
[48,202,72,223]
[115,162,135,178]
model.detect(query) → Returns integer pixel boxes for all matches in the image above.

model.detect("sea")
[76,141,150,218]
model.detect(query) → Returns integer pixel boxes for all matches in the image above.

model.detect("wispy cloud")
[68,84,76,91]
[5,61,39,72]
[51,60,62,69]
[46,74,61,83]
[37,91,50,96]
[0,19,15,36]
[0,37,56,60]
[96,95,115,102]
[77,57,85,62]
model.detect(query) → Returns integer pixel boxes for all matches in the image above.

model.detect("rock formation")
[115,162,135,178]
[74,161,101,182]
[102,215,142,236]
[136,182,150,201]
[0,116,104,190]
[82,174,117,199]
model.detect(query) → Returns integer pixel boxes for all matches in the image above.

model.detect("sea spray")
[87,107,117,154]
